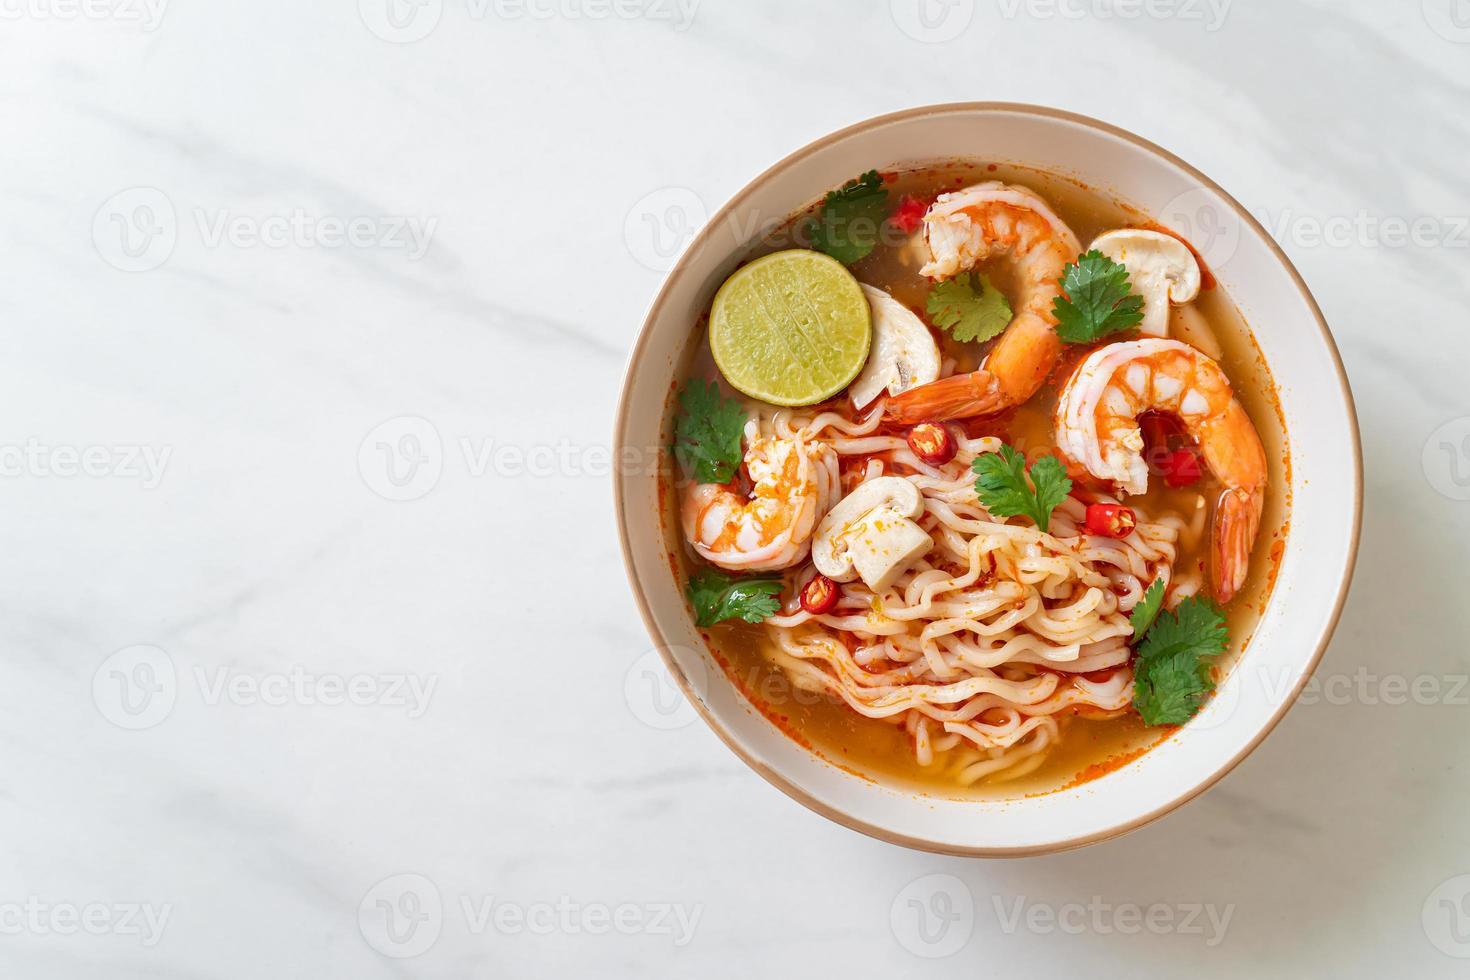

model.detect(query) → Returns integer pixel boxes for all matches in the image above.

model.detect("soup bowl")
[614,103,1361,855]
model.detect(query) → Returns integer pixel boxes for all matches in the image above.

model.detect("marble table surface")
[4,0,1469,976]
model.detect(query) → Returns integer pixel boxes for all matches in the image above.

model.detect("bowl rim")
[613,101,1363,856]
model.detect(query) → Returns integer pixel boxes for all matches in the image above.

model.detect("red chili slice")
[800,575,839,615]
[1084,503,1137,538]
[890,195,928,235]
[1160,448,1203,488]
[906,422,958,467]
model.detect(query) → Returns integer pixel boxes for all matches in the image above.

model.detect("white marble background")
[2,0,1468,976]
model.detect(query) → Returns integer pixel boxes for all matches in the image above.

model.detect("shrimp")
[1054,338,1267,604]
[886,182,1082,423]
[682,419,841,572]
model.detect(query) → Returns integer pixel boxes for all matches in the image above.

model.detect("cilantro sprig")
[971,444,1072,533]
[1132,595,1229,726]
[1053,250,1145,344]
[673,380,746,484]
[927,272,1012,344]
[1129,577,1167,638]
[805,170,889,265]
[686,568,782,627]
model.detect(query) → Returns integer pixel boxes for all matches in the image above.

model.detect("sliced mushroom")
[1090,229,1201,337]
[848,285,941,411]
[812,476,933,592]
[1170,301,1223,362]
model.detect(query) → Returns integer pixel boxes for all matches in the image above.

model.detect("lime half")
[709,249,872,406]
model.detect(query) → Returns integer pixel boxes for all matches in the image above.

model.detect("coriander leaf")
[972,445,1034,522]
[1027,456,1072,532]
[1139,596,1229,663]
[805,170,889,265]
[1129,577,1167,639]
[1134,646,1215,726]
[926,272,1013,344]
[1132,596,1229,726]
[1052,250,1145,344]
[686,568,783,627]
[673,380,746,484]
[971,444,1073,533]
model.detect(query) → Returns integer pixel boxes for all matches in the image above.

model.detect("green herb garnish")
[1129,577,1167,639]
[805,170,889,264]
[673,380,746,484]
[971,444,1072,533]
[1132,596,1229,726]
[1052,250,1145,344]
[927,272,1013,344]
[686,568,783,627]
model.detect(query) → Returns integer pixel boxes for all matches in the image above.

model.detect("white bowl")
[614,103,1361,855]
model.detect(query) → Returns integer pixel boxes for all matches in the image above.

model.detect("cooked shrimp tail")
[884,368,1004,423]
[1212,486,1263,603]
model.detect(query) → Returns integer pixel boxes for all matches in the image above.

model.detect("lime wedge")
[709,249,872,406]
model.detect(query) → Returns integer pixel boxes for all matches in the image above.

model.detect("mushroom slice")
[1090,229,1201,338]
[812,476,933,592]
[848,285,941,411]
